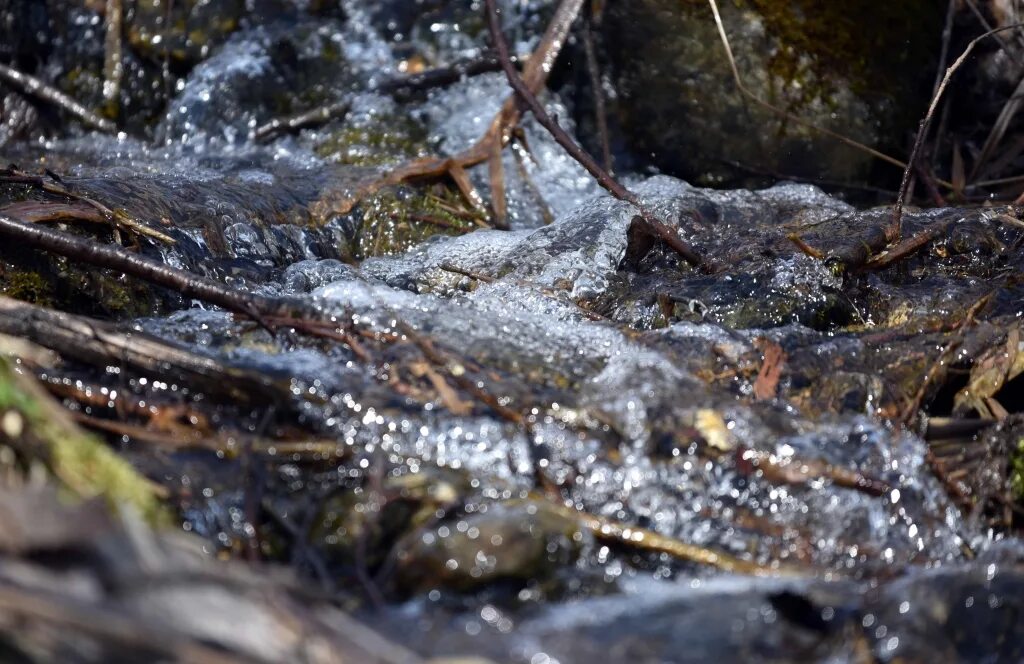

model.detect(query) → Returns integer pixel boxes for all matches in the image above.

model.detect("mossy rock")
[128,0,246,67]
[0,250,158,320]
[315,113,429,169]
[309,466,473,570]
[603,0,944,186]
[0,354,167,525]
[347,186,478,259]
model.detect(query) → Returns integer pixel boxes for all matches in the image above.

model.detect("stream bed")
[2,1,1024,662]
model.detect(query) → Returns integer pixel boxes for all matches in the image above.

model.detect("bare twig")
[581,10,613,174]
[316,0,583,226]
[859,220,952,272]
[255,54,505,140]
[543,500,800,576]
[484,0,710,271]
[102,0,124,118]
[0,63,116,133]
[254,101,350,141]
[0,214,278,326]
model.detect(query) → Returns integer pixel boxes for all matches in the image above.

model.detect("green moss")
[0,250,156,319]
[315,116,429,169]
[0,268,54,307]
[743,0,941,105]
[353,187,477,259]
[0,355,167,525]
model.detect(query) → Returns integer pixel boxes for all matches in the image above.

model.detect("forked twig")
[484,0,711,271]
[316,0,585,229]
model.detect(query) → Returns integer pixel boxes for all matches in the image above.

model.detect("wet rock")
[157,21,353,145]
[309,465,474,571]
[393,499,584,593]
[128,0,242,66]
[603,0,944,186]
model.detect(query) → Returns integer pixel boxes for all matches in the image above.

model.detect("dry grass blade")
[545,500,801,576]
[894,22,1024,237]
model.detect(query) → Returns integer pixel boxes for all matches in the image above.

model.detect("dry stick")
[0,214,279,327]
[859,220,952,272]
[581,10,613,174]
[901,293,993,423]
[102,0,124,118]
[484,0,710,271]
[0,63,116,133]
[704,0,949,188]
[543,501,797,576]
[894,23,1024,237]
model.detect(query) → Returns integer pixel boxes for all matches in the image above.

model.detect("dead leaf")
[954,325,1023,418]
[753,339,786,401]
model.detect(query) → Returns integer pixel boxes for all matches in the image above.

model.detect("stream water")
[3,1,1024,662]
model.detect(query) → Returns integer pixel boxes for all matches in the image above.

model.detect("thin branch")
[0,214,279,326]
[320,0,583,222]
[581,10,613,174]
[0,63,117,133]
[254,54,504,140]
[484,0,710,271]
[102,0,124,118]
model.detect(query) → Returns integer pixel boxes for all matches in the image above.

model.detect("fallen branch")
[0,214,277,325]
[0,296,286,407]
[0,63,116,133]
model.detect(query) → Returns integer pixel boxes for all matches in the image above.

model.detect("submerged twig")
[0,63,117,133]
[484,0,711,271]
[254,54,504,140]
[544,500,798,576]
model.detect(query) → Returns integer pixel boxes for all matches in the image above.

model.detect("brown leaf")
[954,325,1023,418]
[753,339,786,401]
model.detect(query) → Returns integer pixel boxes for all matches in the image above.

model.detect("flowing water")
[3,2,1024,662]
